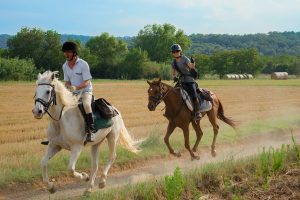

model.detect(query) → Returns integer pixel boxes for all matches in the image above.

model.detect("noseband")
[35,83,57,109]
[35,83,64,121]
[149,85,170,108]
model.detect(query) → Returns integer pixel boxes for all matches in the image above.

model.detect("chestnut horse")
[147,79,236,160]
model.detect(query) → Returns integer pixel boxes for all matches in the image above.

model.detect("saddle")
[179,87,213,112]
[78,97,119,131]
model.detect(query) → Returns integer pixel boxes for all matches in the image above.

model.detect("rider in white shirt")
[62,41,96,142]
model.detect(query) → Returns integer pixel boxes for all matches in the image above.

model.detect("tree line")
[0,25,300,81]
[188,32,300,56]
[2,31,300,56]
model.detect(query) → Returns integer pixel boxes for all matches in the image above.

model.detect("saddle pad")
[78,103,113,130]
[93,108,114,129]
[180,89,212,112]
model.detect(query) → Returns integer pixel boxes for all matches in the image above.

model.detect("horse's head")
[32,71,58,119]
[147,78,168,111]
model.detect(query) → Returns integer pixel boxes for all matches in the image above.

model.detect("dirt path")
[4,129,300,200]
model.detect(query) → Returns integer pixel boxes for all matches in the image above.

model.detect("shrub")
[0,57,36,81]
[259,147,271,183]
[164,167,185,200]
[271,145,286,173]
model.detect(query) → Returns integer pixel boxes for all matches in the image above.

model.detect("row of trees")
[3,31,300,56]
[195,49,300,78]
[1,24,300,80]
[189,32,300,56]
[1,24,191,80]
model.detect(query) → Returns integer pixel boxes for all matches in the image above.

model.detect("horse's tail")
[115,110,142,154]
[217,99,237,130]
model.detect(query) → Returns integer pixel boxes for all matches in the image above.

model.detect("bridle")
[149,84,171,108]
[149,81,187,122]
[34,83,64,121]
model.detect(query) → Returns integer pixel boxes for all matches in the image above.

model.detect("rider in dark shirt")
[171,44,202,120]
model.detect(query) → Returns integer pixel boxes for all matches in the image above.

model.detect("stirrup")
[89,126,97,134]
[194,112,202,120]
[41,141,49,145]
[85,132,95,142]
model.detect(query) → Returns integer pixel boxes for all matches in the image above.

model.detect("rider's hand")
[190,56,195,63]
[67,85,77,92]
[173,77,179,82]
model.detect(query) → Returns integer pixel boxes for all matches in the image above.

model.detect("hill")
[2,31,300,55]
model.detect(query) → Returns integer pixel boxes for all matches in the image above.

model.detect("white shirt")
[63,57,93,94]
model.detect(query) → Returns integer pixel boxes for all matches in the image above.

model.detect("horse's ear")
[53,71,59,79]
[37,73,42,80]
[147,80,152,85]
[51,71,59,80]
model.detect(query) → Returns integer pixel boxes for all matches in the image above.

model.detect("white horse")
[32,71,140,194]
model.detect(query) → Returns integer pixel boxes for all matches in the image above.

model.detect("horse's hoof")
[83,189,92,196]
[211,150,217,157]
[48,185,56,194]
[172,151,181,157]
[192,155,200,160]
[99,181,106,189]
[82,172,89,182]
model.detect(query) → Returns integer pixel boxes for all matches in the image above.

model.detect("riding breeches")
[182,82,198,101]
[81,92,93,114]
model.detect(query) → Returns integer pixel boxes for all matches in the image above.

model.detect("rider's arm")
[76,80,90,90]
[76,61,92,90]
[187,62,196,69]
[183,56,196,69]
[63,64,72,88]
[65,81,71,88]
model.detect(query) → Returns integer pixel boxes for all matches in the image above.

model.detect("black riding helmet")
[170,44,182,52]
[62,41,78,54]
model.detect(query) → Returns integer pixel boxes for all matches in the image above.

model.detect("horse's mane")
[161,81,174,89]
[37,71,78,106]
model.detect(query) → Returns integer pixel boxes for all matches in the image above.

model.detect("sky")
[1,0,300,36]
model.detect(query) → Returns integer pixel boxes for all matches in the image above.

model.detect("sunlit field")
[0,79,300,187]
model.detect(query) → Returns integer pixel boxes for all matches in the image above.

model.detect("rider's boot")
[193,99,202,120]
[86,113,96,142]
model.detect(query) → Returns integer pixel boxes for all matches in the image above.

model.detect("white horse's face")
[32,74,55,119]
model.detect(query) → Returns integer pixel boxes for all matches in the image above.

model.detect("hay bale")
[271,72,288,80]
[223,74,231,79]
[229,74,234,79]
[247,74,254,79]
[224,74,254,79]
[223,74,236,79]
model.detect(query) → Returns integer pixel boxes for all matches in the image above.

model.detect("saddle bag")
[95,98,115,119]
[198,88,213,102]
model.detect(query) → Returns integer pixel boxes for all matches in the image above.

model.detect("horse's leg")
[99,133,117,189]
[68,145,89,181]
[41,145,61,193]
[191,120,204,152]
[85,143,100,194]
[207,109,219,157]
[164,122,180,157]
[182,126,200,160]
